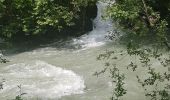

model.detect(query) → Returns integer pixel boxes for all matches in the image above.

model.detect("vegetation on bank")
[1,0,170,100]
[0,0,97,99]
[107,0,170,46]
[96,0,170,100]
[0,0,97,39]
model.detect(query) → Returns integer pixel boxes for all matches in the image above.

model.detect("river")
[0,1,150,100]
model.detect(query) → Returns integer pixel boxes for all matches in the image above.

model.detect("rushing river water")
[0,1,153,100]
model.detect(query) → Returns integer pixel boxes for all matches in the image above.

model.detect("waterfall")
[0,1,115,99]
[72,1,113,49]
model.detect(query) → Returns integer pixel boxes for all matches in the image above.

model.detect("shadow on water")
[0,1,111,56]
[0,36,84,56]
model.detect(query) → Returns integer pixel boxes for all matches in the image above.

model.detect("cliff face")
[60,2,98,37]
[77,3,98,33]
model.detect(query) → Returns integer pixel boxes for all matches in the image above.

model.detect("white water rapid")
[0,1,113,100]
[72,1,113,49]
[0,1,151,100]
[0,61,85,99]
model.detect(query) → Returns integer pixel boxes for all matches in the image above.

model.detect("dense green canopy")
[0,0,97,38]
[107,0,170,47]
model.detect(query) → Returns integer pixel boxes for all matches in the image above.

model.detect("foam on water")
[0,53,3,57]
[0,60,85,99]
[72,1,113,49]
[26,1,114,51]
[28,47,58,57]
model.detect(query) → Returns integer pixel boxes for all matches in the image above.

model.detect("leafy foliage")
[0,0,97,38]
[107,0,170,48]
[97,45,170,100]
[96,50,127,100]
[13,85,26,100]
[97,0,170,100]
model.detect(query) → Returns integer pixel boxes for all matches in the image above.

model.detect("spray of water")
[72,1,113,49]
[0,61,85,99]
